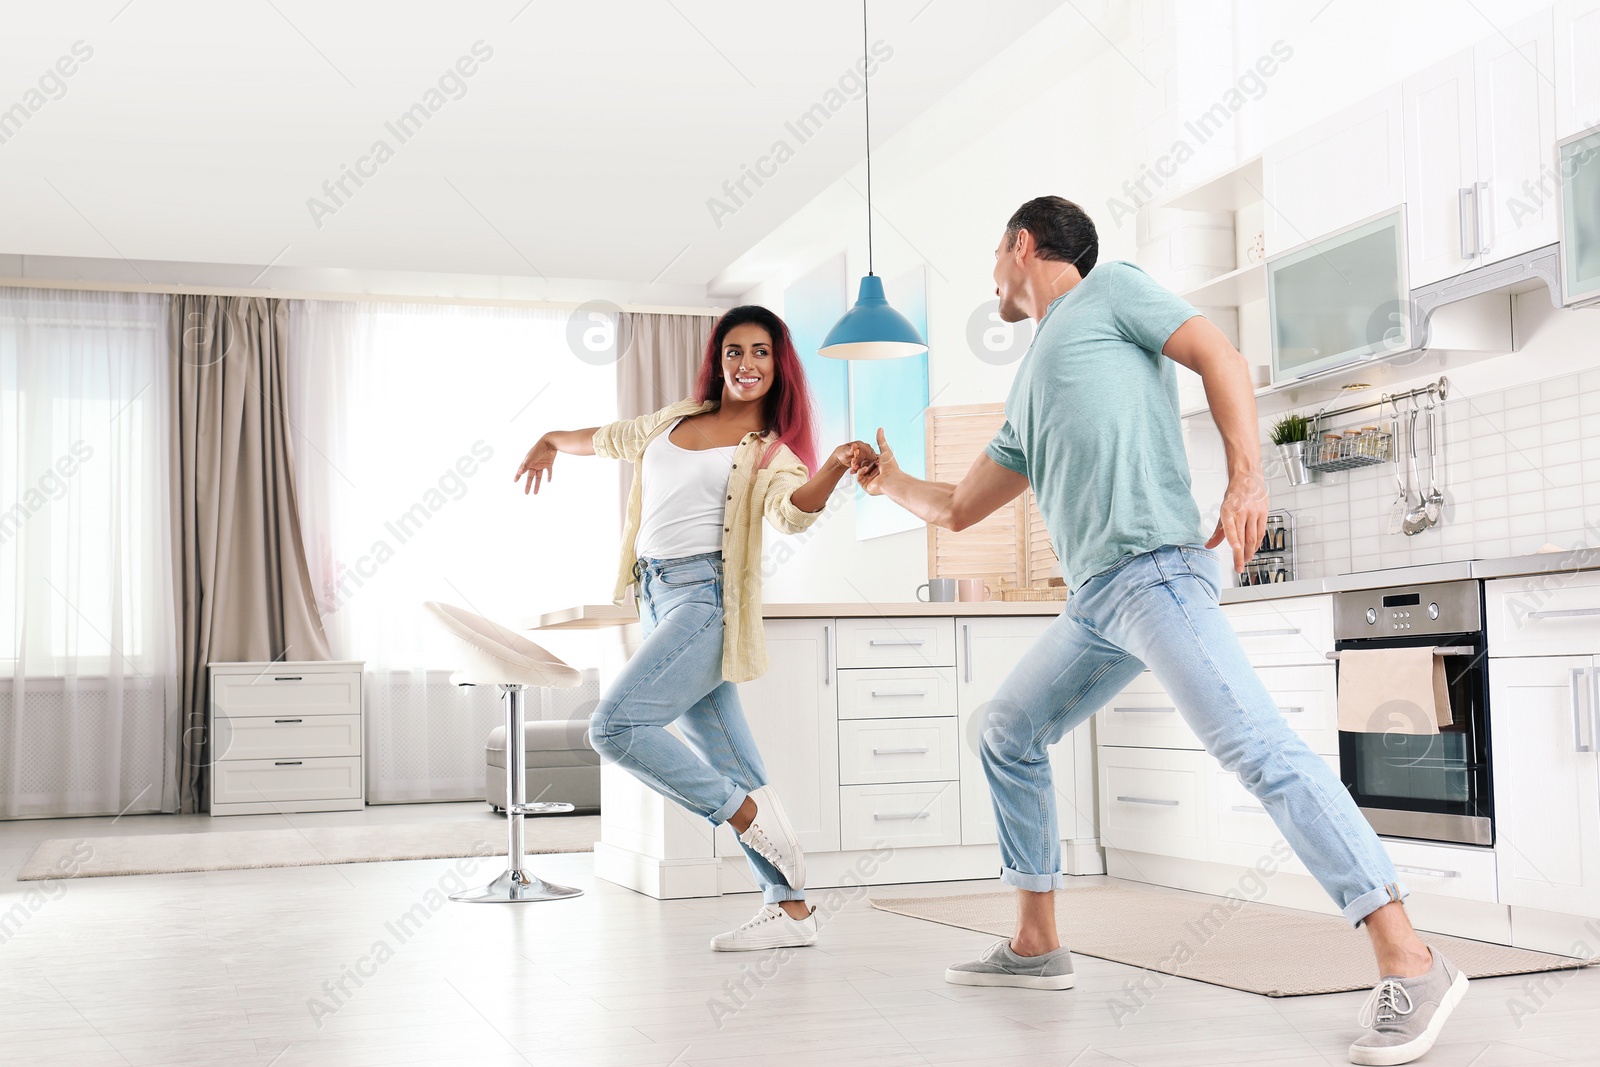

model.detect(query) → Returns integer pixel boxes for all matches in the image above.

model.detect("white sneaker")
[710,904,818,952]
[737,785,806,889]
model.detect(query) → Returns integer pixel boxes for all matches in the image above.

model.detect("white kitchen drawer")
[833,618,956,669]
[211,756,363,806]
[214,714,362,762]
[211,670,363,718]
[1487,573,1600,657]
[838,718,959,785]
[1096,674,1202,750]
[1384,838,1498,903]
[1098,747,1208,861]
[1259,664,1339,756]
[1224,596,1334,666]
[839,782,961,850]
[836,666,957,719]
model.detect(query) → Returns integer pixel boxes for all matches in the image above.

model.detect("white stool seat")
[424,601,582,689]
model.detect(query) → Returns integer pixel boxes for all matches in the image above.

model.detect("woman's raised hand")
[514,435,559,495]
[829,440,879,479]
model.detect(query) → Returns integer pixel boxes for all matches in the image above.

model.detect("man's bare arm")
[1161,315,1267,573]
[857,428,1029,531]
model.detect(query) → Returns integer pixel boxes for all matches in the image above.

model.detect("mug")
[917,578,957,603]
[957,578,992,602]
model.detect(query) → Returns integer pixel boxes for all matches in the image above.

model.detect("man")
[856,197,1465,1067]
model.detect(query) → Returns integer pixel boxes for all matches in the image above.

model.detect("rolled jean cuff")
[1000,866,1068,893]
[1344,881,1409,927]
[710,788,747,826]
[763,886,806,904]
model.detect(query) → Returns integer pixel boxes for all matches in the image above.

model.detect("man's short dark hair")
[1004,196,1098,276]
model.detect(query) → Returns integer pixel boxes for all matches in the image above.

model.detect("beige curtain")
[170,295,331,812]
[614,311,716,510]
[616,311,715,418]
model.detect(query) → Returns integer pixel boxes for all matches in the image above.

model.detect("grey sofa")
[485,717,601,813]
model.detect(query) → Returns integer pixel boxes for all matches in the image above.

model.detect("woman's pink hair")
[693,305,820,475]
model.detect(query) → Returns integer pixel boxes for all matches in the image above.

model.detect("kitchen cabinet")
[1488,656,1600,917]
[954,615,1097,861]
[1263,86,1404,255]
[1486,571,1600,657]
[1403,11,1557,287]
[716,618,840,856]
[1555,0,1600,138]
[1559,124,1600,306]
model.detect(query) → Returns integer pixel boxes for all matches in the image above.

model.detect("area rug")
[16,815,599,881]
[871,885,1595,997]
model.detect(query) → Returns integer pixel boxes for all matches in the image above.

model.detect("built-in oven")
[1332,580,1492,847]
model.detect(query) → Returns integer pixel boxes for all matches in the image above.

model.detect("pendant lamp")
[819,0,928,361]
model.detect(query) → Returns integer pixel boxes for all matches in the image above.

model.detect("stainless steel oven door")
[1335,638,1492,847]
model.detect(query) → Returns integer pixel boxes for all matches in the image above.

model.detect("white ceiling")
[0,0,1065,293]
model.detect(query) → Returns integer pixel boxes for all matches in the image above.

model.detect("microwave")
[1266,208,1412,381]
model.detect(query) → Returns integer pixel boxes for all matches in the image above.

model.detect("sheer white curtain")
[0,287,177,818]
[289,301,618,802]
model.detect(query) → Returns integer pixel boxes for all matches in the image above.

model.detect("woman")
[514,305,875,951]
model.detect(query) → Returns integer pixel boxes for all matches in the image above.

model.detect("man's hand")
[1206,468,1269,573]
[855,428,901,497]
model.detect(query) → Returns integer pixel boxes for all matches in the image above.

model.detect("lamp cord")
[862,0,873,277]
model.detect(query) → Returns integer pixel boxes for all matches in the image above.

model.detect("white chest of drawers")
[208,661,366,816]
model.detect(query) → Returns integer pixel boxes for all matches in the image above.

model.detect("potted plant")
[1269,412,1315,486]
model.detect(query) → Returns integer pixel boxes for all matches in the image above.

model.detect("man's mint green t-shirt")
[984,261,1206,591]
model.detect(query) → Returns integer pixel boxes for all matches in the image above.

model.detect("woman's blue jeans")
[588,551,802,904]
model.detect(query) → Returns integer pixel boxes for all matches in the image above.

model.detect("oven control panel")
[1333,581,1481,641]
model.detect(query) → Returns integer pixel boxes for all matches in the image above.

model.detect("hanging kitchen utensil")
[1424,395,1446,526]
[1402,403,1432,535]
[1385,397,1408,535]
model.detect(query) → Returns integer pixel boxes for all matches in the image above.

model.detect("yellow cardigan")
[592,398,823,683]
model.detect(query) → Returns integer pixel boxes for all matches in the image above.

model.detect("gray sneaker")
[1349,949,1468,1066]
[945,939,1076,990]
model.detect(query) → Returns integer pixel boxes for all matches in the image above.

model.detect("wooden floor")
[2,803,1596,1067]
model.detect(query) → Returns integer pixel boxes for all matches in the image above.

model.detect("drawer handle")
[1528,607,1600,620]
[1236,627,1300,638]
[1116,795,1179,806]
[1393,864,1461,879]
[870,689,928,698]
[872,746,930,756]
[273,676,303,681]
[869,638,927,646]
[873,811,931,821]
[274,761,303,767]
[1113,706,1176,714]
[1230,804,1267,815]
[1278,706,1305,716]
[274,719,303,724]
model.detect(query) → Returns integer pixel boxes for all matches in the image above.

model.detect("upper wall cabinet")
[1404,10,1559,287]
[1263,86,1405,256]
[1555,0,1600,138]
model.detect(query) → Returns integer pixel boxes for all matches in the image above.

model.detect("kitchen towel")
[1335,647,1453,734]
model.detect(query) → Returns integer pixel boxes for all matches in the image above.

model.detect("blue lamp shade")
[818,274,928,361]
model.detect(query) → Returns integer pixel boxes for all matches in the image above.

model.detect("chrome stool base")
[450,868,583,904]
[460,684,584,905]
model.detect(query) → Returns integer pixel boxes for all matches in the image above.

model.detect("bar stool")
[424,600,585,904]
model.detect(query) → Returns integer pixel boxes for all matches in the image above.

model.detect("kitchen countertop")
[1221,548,1600,603]
[531,550,1600,629]
[528,598,1068,631]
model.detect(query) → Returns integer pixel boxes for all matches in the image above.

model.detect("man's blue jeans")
[588,551,802,904]
[980,544,1405,926]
